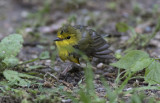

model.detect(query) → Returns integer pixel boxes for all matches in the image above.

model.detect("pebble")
[145,26,152,32]
[25,27,33,33]
[92,66,97,71]
[61,99,71,103]
[95,74,100,79]
[81,63,86,68]
[54,66,61,72]
[124,88,132,91]
[97,63,104,69]
[45,60,51,66]
[21,10,29,18]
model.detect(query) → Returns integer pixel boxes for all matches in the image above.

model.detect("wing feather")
[95,43,109,52]
[90,31,113,59]
[76,27,113,59]
[94,55,113,59]
[94,49,112,55]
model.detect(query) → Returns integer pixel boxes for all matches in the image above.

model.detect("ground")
[0,0,160,103]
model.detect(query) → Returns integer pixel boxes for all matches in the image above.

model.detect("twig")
[43,72,73,87]
[44,72,59,81]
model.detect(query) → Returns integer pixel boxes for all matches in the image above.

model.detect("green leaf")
[116,22,129,32]
[0,34,23,59]
[111,50,152,71]
[3,70,42,86]
[39,51,50,59]
[2,56,19,67]
[145,60,160,85]
[27,65,44,70]
[130,58,153,71]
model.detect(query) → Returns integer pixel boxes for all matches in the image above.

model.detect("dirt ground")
[0,0,160,103]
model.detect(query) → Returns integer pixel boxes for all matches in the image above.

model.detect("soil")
[0,0,160,102]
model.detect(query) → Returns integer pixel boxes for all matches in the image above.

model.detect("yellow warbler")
[54,25,113,63]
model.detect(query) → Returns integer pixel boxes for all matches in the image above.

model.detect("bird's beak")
[54,37,63,41]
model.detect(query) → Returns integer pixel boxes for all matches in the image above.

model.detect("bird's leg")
[61,63,73,75]
[61,63,82,75]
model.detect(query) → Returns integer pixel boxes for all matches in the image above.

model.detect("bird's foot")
[60,63,82,75]
[61,64,72,75]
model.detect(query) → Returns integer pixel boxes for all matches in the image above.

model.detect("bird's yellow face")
[54,25,81,63]
[55,25,81,47]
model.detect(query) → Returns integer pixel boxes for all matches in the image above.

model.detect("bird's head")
[54,25,81,46]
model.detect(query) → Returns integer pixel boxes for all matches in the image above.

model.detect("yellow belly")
[56,41,79,63]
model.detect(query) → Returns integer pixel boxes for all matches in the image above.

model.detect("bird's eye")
[60,30,63,34]
[66,36,71,39]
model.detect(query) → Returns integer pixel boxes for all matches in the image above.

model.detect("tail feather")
[95,43,109,52]
[91,35,113,59]
[94,54,114,59]
[92,40,106,47]
[94,49,112,55]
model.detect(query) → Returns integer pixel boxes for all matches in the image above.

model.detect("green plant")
[111,50,160,85]
[0,34,42,87]
[68,50,160,103]
[0,34,23,69]
[116,18,160,51]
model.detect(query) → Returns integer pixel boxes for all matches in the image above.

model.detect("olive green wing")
[78,29,113,59]
[90,31,113,59]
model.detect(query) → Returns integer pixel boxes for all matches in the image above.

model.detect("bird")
[54,25,113,65]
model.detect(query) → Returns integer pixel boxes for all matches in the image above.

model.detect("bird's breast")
[56,40,75,61]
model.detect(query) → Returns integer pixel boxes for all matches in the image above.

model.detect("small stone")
[97,63,104,69]
[124,88,132,91]
[81,63,86,68]
[32,55,38,58]
[145,26,152,32]
[45,60,51,66]
[21,11,29,18]
[25,27,33,33]
[92,66,97,71]
[61,99,71,103]
[95,74,100,79]
[54,66,61,72]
